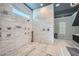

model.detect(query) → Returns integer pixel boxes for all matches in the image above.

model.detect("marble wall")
[0,3,32,55]
[0,3,54,55]
[33,4,54,44]
[0,15,32,55]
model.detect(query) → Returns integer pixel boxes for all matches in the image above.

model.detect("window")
[59,22,66,35]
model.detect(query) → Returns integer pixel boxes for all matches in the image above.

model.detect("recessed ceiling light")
[40,4,43,6]
[55,4,60,7]
[70,3,78,7]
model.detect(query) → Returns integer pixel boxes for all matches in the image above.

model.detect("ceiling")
[24,3,52,10]
[54,3,79,18]
[24,3,79,18]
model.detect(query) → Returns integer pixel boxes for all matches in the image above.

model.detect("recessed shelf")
[47,28,50,31]
[0,28,2,30]
[0,34,1,37]
[43,28,45,31]
[0,32,1,37]
[16,26,21,28]
[7,34,11,37]
[25,32,26,35]
[7,27,11,30]
[25,28,26,30]
[27,20,30,22]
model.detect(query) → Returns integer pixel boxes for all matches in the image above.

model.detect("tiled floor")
[0,39,77,56]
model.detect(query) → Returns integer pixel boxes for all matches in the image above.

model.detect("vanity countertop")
[73,34,79,36]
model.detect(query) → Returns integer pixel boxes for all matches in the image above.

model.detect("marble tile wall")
[0,3,54,55]
[0,15,32,55]
[33,4,54,44]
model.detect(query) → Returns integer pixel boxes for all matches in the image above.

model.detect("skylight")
[12,6,31,19]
